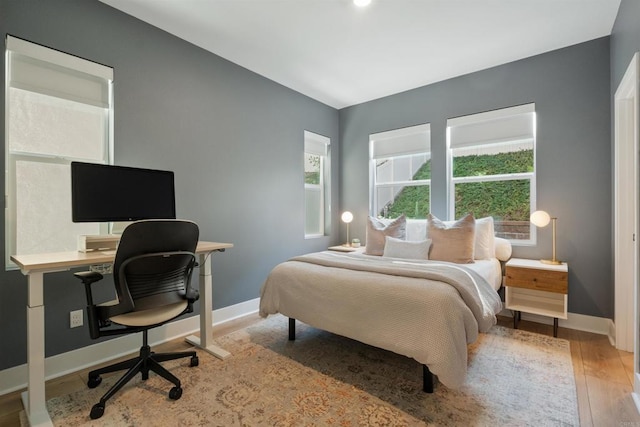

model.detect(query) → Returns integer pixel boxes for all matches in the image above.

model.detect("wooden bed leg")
[288,318,296,341]
[422,364,434,393]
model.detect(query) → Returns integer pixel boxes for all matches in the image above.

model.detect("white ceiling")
[100,0,621,109]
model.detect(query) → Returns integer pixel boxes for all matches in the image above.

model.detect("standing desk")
[11,241,233,427]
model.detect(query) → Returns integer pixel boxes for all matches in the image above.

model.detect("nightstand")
[504,258,568,337]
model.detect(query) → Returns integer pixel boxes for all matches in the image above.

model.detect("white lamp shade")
[530,210,551,227]
[341,211,354,223]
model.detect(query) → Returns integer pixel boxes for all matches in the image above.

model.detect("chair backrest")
[111,220,199,315]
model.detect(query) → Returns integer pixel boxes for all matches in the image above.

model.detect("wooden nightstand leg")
[513,311,519,329]
[553,318,558,337]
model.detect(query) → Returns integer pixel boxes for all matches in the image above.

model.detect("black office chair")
[74,219,200,420]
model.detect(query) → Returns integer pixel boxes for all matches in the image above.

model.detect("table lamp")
[530,210,561,265]
[341,211,353,246]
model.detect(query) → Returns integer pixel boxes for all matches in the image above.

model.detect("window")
[370,124,431,219]
[5,36,113,267]
[447,104,536,243]
[304,131,330,237]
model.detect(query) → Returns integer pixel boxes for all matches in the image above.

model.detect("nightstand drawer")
[505,266,568,294]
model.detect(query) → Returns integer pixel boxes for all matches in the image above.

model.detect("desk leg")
[22,271,54,426]
[185,252,231,360]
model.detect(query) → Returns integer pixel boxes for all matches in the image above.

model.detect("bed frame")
[287,317,435,393]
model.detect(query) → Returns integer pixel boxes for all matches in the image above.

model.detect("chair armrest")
[73,270,104,307]
[74,270,104,285]
[185,287,199,303]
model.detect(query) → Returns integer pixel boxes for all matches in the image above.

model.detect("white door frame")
[614,52,640,409]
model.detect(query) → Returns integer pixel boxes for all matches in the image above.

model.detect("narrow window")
[5,36,113,267]
[304,131,330,238]
[370,124,431,219]
[447,104,536,244]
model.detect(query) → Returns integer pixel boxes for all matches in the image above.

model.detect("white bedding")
[355,248,503,291]
[463,258,503,291]
[259,251,503,388]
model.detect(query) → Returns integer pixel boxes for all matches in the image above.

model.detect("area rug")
[32,315,579,426]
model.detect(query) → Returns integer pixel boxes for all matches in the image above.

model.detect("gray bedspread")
[259,251,503,388]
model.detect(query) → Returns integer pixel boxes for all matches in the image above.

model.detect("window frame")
[304,130,330,239]
[446,104,536,245]
[369,123,431,220]
[5,36,114,268]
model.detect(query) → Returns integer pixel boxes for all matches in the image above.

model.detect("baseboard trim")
[0,297,260,397]
[608,318,616,347]
[633,392,640,416]
[498,309,611,336]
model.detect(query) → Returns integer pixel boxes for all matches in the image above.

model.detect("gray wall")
[609,0,640,333]
[339,37,612,319]
[0,0,631,372]
[0,0,339,371]
[610,0,640,90]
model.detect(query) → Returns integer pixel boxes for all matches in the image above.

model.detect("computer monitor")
[71,162,176,223]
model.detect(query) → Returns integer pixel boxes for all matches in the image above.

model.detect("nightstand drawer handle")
[532,278,537,282]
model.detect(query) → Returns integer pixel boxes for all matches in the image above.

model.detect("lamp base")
[540,258,562,265]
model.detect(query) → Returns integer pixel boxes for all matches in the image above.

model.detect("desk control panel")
[90,263,113,275]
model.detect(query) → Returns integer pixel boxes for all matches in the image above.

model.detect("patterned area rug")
[32,315,579,426]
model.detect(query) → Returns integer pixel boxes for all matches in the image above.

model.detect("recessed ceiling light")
[353,0,371,7]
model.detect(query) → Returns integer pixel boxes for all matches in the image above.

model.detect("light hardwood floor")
[1,314,639,426]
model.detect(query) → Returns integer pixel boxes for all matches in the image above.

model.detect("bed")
[259,214,510,391]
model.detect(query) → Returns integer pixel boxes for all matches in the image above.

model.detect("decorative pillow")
[365,215,406,256]
[474,216,496,260]
[382,236,431,260]
[427,213,476,264]
[494,237,513,261]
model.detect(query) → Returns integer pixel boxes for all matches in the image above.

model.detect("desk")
[11,241,233,427]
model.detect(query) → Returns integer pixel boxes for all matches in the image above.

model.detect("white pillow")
[474,216,496,260]
[382,236,431,260]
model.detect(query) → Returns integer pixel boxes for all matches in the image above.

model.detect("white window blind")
[7,36,112,108]
[448,103,535,149]
[304,131,329,156]
[371,124,431,159]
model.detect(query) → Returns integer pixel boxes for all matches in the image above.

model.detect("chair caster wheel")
[190,356,199,367]
[87,375,102,388]
[90,402,105,419]
[169,386,183,400]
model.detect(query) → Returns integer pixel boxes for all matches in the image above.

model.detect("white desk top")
[11,241,233,274]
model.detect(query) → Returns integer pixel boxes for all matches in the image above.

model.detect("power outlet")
[70,309,83,328]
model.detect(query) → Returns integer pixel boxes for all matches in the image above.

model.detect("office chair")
[74,219,200,420]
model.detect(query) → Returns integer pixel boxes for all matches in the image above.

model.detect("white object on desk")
[11,240,232,427]
[77,234,120,252]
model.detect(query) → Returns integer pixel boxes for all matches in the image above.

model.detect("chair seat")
[109,301,188,327]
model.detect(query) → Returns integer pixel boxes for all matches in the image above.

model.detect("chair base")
[87,330,198,419]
